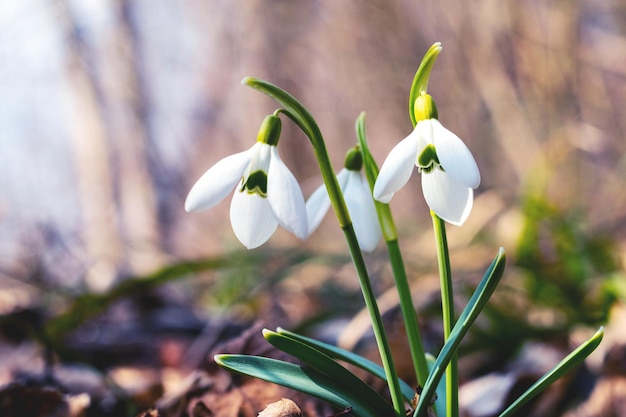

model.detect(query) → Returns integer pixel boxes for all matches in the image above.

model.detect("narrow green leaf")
[46,257,241,341]
[277,327,416,402]
[498,327,604,417]
[408,43,442,127]
[263,329,396,416]
[426,353,446,417]
[414,248,507,417]
[215,354,392,417]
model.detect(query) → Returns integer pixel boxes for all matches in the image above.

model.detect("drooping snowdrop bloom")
[185,114,308,249]
[373,93,480,226]
[306,147,381,252]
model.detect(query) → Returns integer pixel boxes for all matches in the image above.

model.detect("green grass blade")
[414,248,507,417]
[498,327,604,417]
[263,329,396,416]
[46,257,241,341]
[215,354,393,417]
[276,327,416,401]
[426,353,446,417]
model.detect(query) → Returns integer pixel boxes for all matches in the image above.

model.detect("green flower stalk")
[356,113,430,388]
[372,42,479,417]
[242,77,406,416]
[431,211,458,417]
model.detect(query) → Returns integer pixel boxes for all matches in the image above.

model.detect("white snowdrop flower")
[185,115,307,249]
[306,147,381,252]
[373,93,480,225]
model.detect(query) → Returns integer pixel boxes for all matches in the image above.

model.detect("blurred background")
[1,0,625,416]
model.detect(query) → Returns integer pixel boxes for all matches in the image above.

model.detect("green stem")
[431,211,458,417]
[413,248,507,417]
[387,239,430,386]
[356,112,429,387]
[344,225,406,416]
[243,77,405,416]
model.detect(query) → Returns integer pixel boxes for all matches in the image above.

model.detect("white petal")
[267,147,308,240]
[344,171,381,252]
[422,170,473,226]
[185,146,255,212]
[230,189,278,249]
[305,169,349,236]
[373,129,420,203]
[431,120,480,189]
[415,119,434,146]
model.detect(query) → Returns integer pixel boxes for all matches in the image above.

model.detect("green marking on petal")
[417,143,442,173]
[240,170,268,197]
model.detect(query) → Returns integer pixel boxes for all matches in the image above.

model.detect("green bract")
[409,42,442,127]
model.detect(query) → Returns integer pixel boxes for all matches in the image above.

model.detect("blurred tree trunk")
[61,0,163,290]
[60,1,123,290]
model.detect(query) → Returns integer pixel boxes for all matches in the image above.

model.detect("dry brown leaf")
[156,370,213,417]
[108,367,163,409]
[0,383,68,417]
[139,322,334,417]
[258,398,302,417]
[136,409,160,417]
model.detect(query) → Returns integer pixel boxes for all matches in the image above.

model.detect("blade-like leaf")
[276,327,416,402]
[263,329,396,416]
[215,354,394,417]
[414,248,507,417]
[426,353,446,417]
[46,257,242,341]
[498,327,604,417]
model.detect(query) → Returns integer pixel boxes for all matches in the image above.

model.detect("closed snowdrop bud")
[185,114,308,249]
[373,93,480,226]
